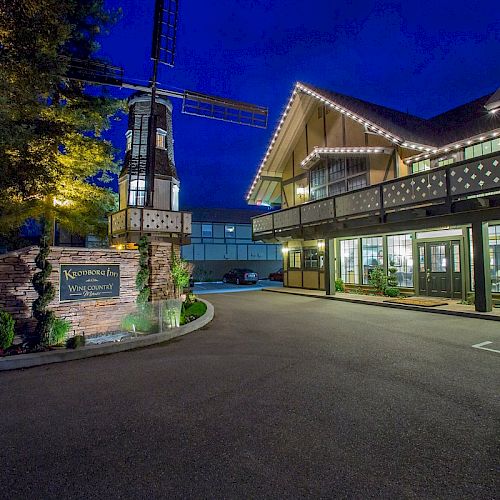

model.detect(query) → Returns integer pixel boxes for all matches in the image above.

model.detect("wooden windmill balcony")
[109,207,192,244]
[252,152,500,241]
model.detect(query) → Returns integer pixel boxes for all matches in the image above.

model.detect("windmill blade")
[182,90,268,129]
[64,58,124,87]
[151,0,179,67]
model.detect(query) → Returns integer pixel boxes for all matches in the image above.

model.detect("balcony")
[253,152,500,240]
[110,208,192,239]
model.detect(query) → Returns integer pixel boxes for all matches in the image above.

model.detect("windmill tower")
[67,0,268,299]
[111,92,188,247]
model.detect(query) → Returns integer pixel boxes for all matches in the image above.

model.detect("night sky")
[98,0,499,209]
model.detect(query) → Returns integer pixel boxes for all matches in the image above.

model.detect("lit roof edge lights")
[246,82,432,202]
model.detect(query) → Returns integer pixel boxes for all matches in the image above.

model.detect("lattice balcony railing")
[110,208,192,235]
[252,152,500,236]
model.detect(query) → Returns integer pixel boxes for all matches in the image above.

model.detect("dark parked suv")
[222,268,259,285]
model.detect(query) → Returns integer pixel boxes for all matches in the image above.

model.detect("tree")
[0,0,124,240]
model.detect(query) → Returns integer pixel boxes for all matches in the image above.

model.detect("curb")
[262,288,500,322]
[0,299,214,371]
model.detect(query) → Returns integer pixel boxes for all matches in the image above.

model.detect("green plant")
[0,310,15,350]
[387,263,399,288]
[459,293,475,305]
[170,248,193,297]
[136,236,150,306]
[181,301,207,325]
[335,278,345,292]
[368,266,388,295]
[66,335,85,349]
[49,318,71,346]
[385,287,400,297]
[32,219,55,346]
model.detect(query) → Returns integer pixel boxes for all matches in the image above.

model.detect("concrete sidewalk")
[263,287,500,321]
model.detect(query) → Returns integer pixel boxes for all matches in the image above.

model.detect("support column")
[471,222,492,312]
[325,238,336,295]
[148,241,179,301]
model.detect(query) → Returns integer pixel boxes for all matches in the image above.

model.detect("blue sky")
[98,0,500,209]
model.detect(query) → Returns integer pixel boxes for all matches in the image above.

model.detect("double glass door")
[417,240,462,298]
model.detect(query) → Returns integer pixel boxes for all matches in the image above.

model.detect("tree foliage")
[0,0,124,239]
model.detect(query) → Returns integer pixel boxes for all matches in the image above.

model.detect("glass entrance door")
[417,240,462,298]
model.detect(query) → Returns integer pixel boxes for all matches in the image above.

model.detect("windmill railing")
[252,151,500,239]
[110,208,192,236]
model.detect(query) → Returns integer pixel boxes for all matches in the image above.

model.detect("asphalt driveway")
[0,291,498,498]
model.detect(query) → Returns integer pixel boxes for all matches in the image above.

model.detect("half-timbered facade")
[248,83,500,311]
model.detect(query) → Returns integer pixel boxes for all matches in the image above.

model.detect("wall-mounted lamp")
[281,247,289,255]
[317,240,325,251]
[296,186,306,200]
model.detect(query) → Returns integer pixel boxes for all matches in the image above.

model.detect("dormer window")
[156,128,167,149]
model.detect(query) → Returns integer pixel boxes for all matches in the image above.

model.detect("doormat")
[384,297,449,307]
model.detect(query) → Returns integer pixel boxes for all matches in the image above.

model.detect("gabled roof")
[247,82,500,203]
[305,84,437,146]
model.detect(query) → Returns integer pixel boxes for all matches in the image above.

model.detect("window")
[225,225,235,238]
[171,184,179,211]
[125,130,132,152]
[201,224,212,238]
[361,237,383,284]
[310,157,368,201]
[411,159,430,173]
[304,248,319,269]
[387,234,413,287]
[156,129,167,149]
[489,225,500,293]
[340,239,359,284]
[437,157,454,167]
[288,249,301,269]
[464,137,500,160]
[128,178,146,206]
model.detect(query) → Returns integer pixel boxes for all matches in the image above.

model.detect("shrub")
[385,287,400,297]
[171,249,193,297]
[181,301,207,325]
[369,266,388,294]
[49,318,71,346]
[335,278,345,292]
[387,263,399,288]
[0,310,15,350]
[66,335,85,349]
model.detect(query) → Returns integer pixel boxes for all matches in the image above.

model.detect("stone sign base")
[0,247,139,337]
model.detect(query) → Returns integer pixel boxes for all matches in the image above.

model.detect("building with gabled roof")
[248,82,500,311]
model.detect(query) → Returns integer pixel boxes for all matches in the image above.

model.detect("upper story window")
[156,129,167,149]
[310,157,368,201]
[128,178,146,206]
[464,137,500,160]
[125,130,132,152]
[411,158,430,173]
[437,157,454,167]
[201,224,212,238]
[225,225,235,238]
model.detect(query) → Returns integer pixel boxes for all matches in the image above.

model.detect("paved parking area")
[194,278,282,294]
[0,291,498,498]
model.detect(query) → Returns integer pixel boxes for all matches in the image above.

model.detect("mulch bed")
[383,297,449,307]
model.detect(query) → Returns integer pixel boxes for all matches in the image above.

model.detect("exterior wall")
[182,221,281,281]
[0,247,139,337]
